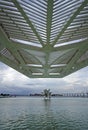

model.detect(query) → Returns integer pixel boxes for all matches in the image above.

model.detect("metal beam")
[53,39,88,51]
[52,0,88,46]
[0,26,33,74]
[13,0,44,47]
[22,49,44,66]
[11,40,43,52]
[0,26,25,65]
[0,0,88,78]
[62,59,88,78]
[46,0,53,44]
[0,54,32,77]
[62,40,88,76]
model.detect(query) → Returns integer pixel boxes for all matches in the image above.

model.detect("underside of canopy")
[0,0,88,78]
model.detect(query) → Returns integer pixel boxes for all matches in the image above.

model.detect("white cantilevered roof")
[0,0,88,78]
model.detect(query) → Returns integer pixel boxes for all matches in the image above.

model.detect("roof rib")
[52,0,88,46]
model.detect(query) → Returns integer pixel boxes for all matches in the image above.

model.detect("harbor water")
[0,97,88,130]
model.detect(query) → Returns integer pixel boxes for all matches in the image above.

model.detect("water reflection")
[44,99,51,106]
[43,99,52,115]
[0,97,88,130]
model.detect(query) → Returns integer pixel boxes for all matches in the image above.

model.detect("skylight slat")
[0,0,14,6]
[20,1,46,14]
[53,2,81,14]
[0,4,18,11]
[21,5,46,19]
[3,9,21,15]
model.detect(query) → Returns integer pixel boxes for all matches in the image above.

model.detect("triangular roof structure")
[0,0,88,78]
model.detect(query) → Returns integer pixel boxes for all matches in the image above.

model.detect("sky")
[0,61,88,95]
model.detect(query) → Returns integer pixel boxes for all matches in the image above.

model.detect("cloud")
[0,67,28,86]
[0,62,88,94]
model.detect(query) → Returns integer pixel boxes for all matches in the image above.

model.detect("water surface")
[0,97,88,130]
